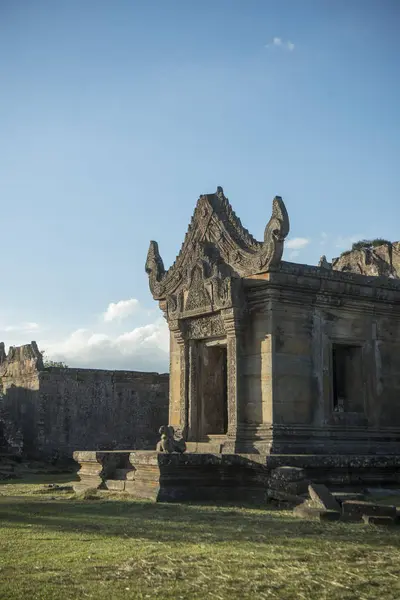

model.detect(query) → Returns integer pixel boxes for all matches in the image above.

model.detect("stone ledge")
[72,451,400,500]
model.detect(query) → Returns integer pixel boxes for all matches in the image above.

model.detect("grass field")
[1,474,400,600]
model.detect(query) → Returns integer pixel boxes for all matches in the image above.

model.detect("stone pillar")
[168,320,188,439]
[187,340,198,441]
[222,308,241,453]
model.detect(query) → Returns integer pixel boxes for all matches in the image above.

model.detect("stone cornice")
[244,261,400,310]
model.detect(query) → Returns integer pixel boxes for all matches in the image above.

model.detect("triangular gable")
[145,187,289,301]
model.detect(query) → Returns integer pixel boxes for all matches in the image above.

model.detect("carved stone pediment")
[145,187,290,302]
[185,266,212,312]
[164,242,241,320]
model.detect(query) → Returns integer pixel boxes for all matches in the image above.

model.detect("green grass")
[1,476,400,599]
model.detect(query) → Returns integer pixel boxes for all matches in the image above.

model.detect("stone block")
[293,504,340,522]
[270,466,306,482]
[308,483,341,511]
[269,478,309,495]
[127,451,270,503]
[362,515,397,526]
[73,451,131,492]
[105,479,126,491]
[342,500,397,518]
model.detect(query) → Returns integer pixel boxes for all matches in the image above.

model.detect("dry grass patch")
[1,475,400,599]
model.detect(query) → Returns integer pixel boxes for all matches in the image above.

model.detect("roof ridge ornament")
[145,241,165,297]
[257,196,290,271]
[145,189,290,300]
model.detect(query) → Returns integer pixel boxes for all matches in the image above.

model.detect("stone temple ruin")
[0,342,168,460]
[73,188,400,501]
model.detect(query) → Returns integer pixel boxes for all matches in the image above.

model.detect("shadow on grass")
[1,495,400,548]
[0,471,79,487]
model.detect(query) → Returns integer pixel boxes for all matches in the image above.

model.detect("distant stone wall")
[0,342,169,460]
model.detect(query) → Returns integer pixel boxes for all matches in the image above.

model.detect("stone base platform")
[73,450,400,503]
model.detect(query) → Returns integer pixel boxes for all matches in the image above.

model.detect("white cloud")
[266,37,295,51]
[2,322,39,333]
[103,298,140,322]
[286,237,310,250]
[42,318,169,373]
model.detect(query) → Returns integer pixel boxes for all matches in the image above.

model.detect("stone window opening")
[332,343,364,413]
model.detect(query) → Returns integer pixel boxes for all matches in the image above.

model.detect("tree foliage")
[351,238,391,251]
[41,351,68,369]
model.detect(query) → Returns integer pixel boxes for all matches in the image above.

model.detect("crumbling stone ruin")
[0,341,168,460]
[73,187,400,501]
[328,240,400,278]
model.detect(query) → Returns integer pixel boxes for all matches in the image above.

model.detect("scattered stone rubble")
[295,482,399,526]
[267,466,400,526]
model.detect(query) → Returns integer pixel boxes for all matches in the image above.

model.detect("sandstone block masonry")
[0,342,169,460]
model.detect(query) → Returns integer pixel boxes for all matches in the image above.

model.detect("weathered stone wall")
[0,342,169,459]
[242,265,400,455]
[332,241,400,277]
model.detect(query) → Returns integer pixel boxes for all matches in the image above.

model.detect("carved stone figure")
[156,426,186,453]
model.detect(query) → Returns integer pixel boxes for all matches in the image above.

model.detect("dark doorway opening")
[332,344,363,413]
[197,342,228,439]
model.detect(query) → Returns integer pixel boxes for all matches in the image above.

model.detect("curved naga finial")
[145,240,165,297]
[258,196,290,270]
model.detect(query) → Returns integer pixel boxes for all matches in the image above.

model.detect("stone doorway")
[191,339,228,441]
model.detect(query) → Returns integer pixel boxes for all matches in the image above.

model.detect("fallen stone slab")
[309,483,341,511]
[270,466,306,482]
[362,515,398,526]
[293,503,340,522]
[342,500,397,518]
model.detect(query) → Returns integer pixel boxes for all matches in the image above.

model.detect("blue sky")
[0,0,399,371]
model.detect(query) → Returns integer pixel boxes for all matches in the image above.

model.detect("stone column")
[187,340,198,441]
[222,308,241,453]
[168,320,189,439]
